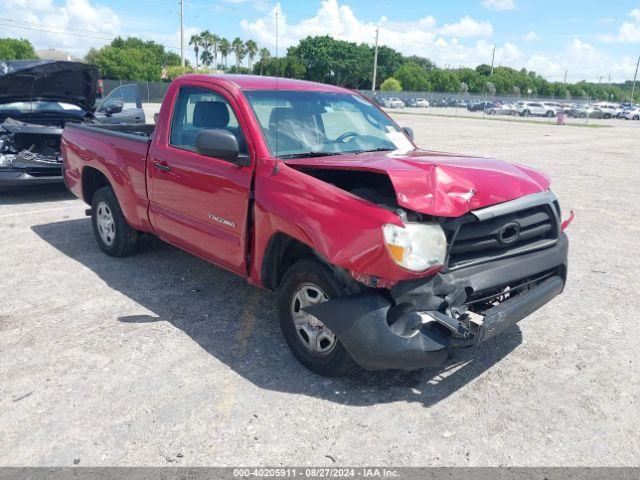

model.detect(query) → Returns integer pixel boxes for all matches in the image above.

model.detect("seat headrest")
[193,101,230,128]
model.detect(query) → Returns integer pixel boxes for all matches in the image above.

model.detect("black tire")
[91,186,140,257]
[634,115,639,121]
[522,110,530,117]
[604,113,611,119]
[545,110,555,117]
[277,258,357,376]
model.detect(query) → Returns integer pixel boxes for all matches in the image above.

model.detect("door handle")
[153,161,171,172]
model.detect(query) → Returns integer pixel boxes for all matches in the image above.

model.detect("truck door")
[146,85,254,274]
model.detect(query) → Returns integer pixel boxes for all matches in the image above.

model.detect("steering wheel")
[335,131,359,143]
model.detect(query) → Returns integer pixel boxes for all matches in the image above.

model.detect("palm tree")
[199,30,213,68]
[189,33,202,69]
[245,39,258,71]
[258,48,270,75]
[231,37,245,72]
[218,38,230,70]
[200,49,213,69]
[211,34,220,69]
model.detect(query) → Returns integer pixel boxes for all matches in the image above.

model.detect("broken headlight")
[382,222,447,272]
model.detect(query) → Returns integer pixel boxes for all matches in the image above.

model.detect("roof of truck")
[179,74,352,93]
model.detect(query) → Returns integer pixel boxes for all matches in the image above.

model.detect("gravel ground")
[1,114,639,467]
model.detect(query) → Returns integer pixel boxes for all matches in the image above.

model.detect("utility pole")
[632,56,640,102]
[180,0,185,67]
[371,27,379,93]
[563,70,567,84]
[490,46,496,75]
[598,75,603,84]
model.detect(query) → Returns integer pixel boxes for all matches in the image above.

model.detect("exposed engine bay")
[0,118,63,172]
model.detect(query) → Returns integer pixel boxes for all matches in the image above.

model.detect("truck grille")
[447,204,558,270]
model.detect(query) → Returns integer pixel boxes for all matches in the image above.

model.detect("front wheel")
[91,186,140,257]
[545,110,555,117]
[277,258,357,376]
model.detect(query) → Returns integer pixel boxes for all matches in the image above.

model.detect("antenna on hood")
[271,7,280,175]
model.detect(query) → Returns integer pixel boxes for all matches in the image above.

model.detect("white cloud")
[0,0,121,56]
[523,31,538,42]
[481,0,516,12]
[599,8,640,43]
[524,38,637,82]
[241,0,496,64]
[437,15,493,38]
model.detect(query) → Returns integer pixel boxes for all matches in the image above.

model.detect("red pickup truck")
[61,74,571,376]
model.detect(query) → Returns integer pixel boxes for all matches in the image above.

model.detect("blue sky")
[1,0,639,82]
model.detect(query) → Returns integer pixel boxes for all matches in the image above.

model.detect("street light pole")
[490,46,496,75]
[371,27,379,93]
[632,56,640,102]
[180,0,185,67]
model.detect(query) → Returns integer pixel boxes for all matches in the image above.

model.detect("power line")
[0,19,182,50]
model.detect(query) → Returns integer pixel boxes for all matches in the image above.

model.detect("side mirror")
[196,129,250,166]
[402,127,414,141]
[103,101,123,115]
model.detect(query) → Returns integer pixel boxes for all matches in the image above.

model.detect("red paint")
[561,210,575,231]
[62,74,557,286]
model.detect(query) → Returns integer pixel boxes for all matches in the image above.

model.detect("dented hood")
[0,60,98,111]
[285,149,550,217]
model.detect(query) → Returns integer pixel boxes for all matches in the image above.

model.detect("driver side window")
[170,86,246,153]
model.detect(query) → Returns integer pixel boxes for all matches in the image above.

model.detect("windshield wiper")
[278,151,343,159]
[350,148,395,154]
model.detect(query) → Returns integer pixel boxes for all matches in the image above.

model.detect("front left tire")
[277,258,357,376]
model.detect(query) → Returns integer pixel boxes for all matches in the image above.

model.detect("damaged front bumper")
[305,234,568,371]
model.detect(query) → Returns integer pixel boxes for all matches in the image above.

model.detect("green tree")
[166,65,194,80]
[289,36,371,88]
[245,39,258,70]
[261,56,306,79]
[84,36,178,81]
[189,33,201,69]
[0,37,37,60]
[232,37,245,72]
[380,77,402,91]
[258,48,271,75]
[218,38,230,70]
[394,62,430,91]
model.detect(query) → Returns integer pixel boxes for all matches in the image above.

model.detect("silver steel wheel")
[290,283,337,356]
[96,201,116,247]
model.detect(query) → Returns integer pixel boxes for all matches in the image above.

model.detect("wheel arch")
[261,232,316,291]
[82,166,111,205]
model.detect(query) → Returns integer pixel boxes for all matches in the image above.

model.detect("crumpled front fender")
[304,293,449,371]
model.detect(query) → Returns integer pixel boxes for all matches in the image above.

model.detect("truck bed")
[65,122,155,141]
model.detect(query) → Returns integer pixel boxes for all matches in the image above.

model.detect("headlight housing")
[382,222,447,272]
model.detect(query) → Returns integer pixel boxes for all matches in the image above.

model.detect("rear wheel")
[277,258,356,376]
[522,109,530,117]
[545,110,555,117]
[91,186,140,257]
[634,115,639,121]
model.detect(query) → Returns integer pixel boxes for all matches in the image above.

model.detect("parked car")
[516,102,556,117]
[382,97,404,108]
[406,98,429,107]
[94,84,146,124]
[467,101,493,112]
[0,60,146,188]
[62,74,571,376]
[623,107,640,120]
[0,60,98,187]
[486,102,516,115]
[591,103,620,119]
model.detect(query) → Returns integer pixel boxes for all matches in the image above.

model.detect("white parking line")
[0,205,82,219]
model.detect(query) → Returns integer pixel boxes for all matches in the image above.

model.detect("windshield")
[243,90,414,158]
[0,101,83,113]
